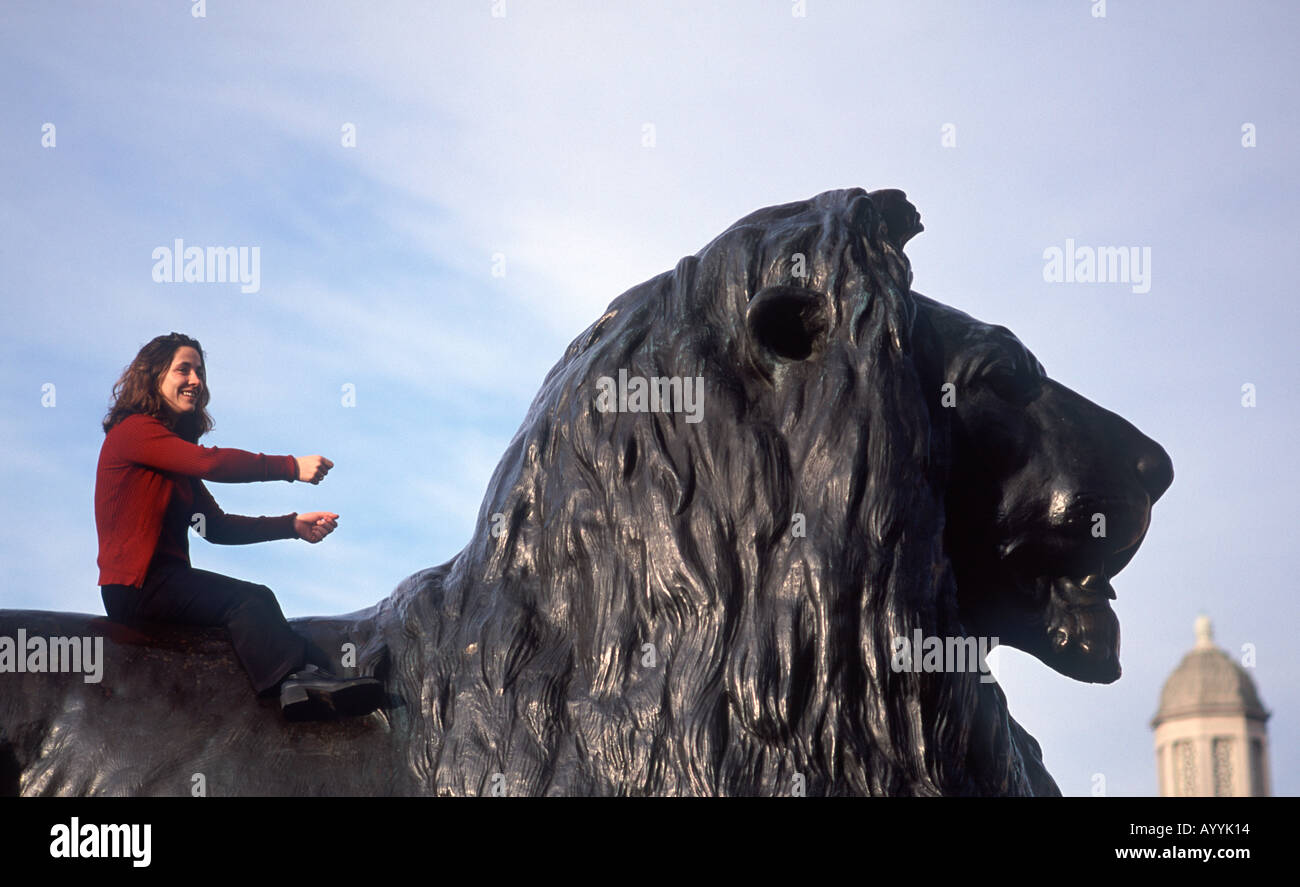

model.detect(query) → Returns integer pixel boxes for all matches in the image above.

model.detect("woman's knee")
[242,582,278,607]
[230,582,289,619]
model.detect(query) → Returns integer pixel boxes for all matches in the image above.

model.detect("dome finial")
[1194,614,1214,649]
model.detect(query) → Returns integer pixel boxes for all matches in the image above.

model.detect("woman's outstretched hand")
[295,455,334,484]
[294,511,339,543]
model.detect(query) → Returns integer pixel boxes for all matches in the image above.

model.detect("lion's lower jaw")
[1035,582,1122,683]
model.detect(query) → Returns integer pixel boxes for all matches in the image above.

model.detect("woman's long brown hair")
[102,333,214,443]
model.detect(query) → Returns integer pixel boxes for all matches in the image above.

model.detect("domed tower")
[1151,617,1270,796]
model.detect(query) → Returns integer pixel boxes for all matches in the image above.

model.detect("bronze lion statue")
[0,187,1171,796]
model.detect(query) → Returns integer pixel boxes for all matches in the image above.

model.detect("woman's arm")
[112,414,297,483]
[192,480,298,544]
[192,481,339,545]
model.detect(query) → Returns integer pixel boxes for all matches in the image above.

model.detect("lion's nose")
[1135,441,1174,503]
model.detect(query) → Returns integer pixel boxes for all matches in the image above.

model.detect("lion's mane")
[362,188,1058,796]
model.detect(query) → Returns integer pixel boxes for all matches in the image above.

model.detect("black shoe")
[279,663,384,721]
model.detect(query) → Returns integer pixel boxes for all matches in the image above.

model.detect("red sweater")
[95,413,300,587]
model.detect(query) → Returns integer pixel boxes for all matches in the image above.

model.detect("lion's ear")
[746,284,829,361]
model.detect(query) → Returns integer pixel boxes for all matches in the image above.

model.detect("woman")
[95,332,382,721]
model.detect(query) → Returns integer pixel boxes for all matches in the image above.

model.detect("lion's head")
[912,294,1172,685]
[380,187,1171,796]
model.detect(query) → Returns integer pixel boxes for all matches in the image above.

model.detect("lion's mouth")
[1002,534,1145,684]
[1034,573,1121,682]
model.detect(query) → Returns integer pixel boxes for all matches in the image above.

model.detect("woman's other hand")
[295,455,334,484]
[294,511,339,543]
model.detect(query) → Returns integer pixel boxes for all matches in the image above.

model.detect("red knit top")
[95,413,299,587]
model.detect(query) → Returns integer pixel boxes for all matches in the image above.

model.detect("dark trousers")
[101,561,308,695]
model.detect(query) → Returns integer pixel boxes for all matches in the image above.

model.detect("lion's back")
[0,609,408,796]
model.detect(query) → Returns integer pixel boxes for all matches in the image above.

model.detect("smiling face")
[913,294,1173,683]
[158,346,205,417]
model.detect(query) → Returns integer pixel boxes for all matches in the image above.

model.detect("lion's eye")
[981,358,1035,401]
[985,360,1018,381]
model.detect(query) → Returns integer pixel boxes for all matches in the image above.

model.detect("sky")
[1,0,1296,797]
